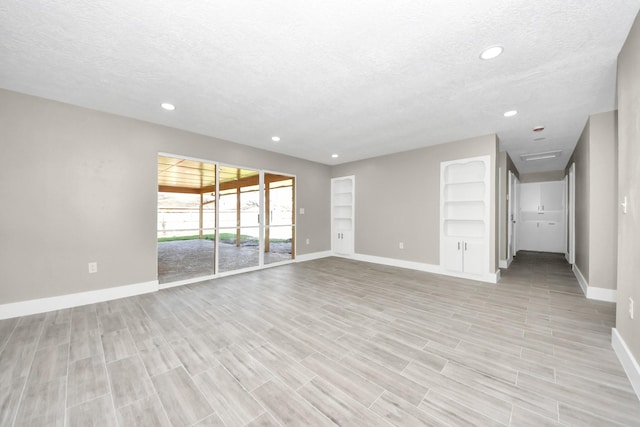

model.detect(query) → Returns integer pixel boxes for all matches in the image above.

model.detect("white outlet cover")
[299,208,305,214]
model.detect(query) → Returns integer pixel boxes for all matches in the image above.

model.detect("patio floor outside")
[158,239,293,283]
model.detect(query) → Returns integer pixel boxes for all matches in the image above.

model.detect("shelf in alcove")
[443,219,485,238]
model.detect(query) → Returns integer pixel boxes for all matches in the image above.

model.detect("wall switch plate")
[306,238,310,245]
[630,297,635,320]
[88,262,98,274]
[399,242,404,249]
[621,196,628,214]
[299,208,305,214]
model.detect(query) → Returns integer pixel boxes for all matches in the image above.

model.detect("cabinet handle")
[457,242,460,250]
[464,242,468,251]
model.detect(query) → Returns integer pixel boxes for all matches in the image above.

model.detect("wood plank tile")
[107,356,155,408]
[67,394,117,427]
[14,378,66,427]
[151,366,213,427]
[244,412,281,427]
[339,353,428,406]
[0,377,26,427]
[70,328,103,363]
[193,365,265,426]
[297,376,390,426]
[248,342,315,389]
[217,346,273,392]
[401,361,513,425]
[418,390,504,427]
[101,328,137,363]
[370,391,449,427]
[117,394,172,427]
[28,343,69,385]
[66,355,109,408]
[252,379,335,427]
[137,335,182,377]
[300,352,384,407]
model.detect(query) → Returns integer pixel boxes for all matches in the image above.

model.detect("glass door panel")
[157,156,216,283]
[218,165,260,273]
[264,173,295,265]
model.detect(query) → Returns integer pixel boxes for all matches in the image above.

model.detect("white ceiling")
[1,1,639,173]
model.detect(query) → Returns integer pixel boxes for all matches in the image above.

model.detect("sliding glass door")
[157,155,295,284]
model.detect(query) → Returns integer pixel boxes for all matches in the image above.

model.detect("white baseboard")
[0,280,158,320]
[586,287,617,303]
[499,257,513,269]
[350,253,499,284]
[572,265,617,302]
[612,328,640,401]
[573,264,589,295]
[295,251,332,262]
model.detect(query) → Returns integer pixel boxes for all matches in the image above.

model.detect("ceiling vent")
[520,150,562,161]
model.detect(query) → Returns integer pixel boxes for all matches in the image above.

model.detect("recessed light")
[271,136,280,142]
[480,46,503,60]
[503,110,517,117]
[161,103,175,111]
[331,154,339,158]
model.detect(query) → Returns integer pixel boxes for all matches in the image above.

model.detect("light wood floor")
[1,252,639,426]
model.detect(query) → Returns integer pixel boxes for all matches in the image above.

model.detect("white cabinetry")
[331,176,355,255]
[440,156,490,276]
[518,181,565,253]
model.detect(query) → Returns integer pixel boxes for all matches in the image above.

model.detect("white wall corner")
[612,328,640,401]
[573,264,589,297]
[573,265,617,302]
[0,280,159,320]
[296,251,333,262]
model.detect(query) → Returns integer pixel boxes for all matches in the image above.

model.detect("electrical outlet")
[630,297,635,320]
[88,262,98,274]
[306,238,310,245]
[399,242,404,249]
[299,208,305,214]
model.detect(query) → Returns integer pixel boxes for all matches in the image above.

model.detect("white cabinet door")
[519,183,540,211]
[463,239,485,275]
[333,230,353,255]
[441,237,463,271]
[539,222,565,253]
[540,182,564,211]
[518,221,540,251]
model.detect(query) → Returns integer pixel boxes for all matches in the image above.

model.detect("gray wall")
[570,120,591,282]
[332,134,498,273]
[0,89,331,304]
[589,111,618,289]
[566,111,618,289]
[616,10,640,371]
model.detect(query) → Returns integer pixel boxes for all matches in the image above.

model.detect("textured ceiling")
[1,0,639,173]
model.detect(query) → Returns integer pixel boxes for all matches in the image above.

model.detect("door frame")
[567,162,576,264]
